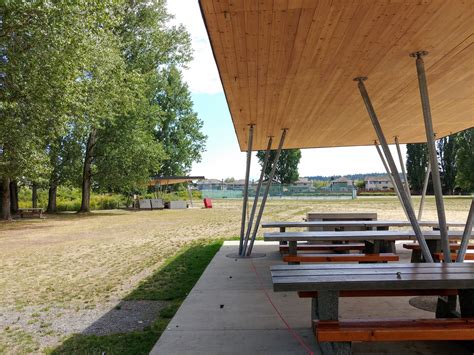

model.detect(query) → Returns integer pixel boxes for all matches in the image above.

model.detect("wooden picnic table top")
[262,220,466,228]
[264,230,466,242]
[271,263,474,292]
[18,208,43,211]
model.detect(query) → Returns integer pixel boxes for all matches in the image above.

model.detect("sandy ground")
[0,196,471,353]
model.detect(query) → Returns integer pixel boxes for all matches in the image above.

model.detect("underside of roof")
[199,0,474,151]
[149,176,205,186]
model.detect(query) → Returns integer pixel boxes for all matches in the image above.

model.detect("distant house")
[226,179,246,191]
[294,177,313,187]
[364,176,393,191]
[196,179,224,190]
[329,176,353,188]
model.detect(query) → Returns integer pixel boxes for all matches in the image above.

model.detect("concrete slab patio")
[151,241,473,355]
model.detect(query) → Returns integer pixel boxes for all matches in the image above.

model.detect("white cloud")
[167,1,223,94]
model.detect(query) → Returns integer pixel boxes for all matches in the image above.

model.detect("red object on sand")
[203,198,213,208]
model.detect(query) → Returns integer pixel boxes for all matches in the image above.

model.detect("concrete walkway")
[151,241,472,355]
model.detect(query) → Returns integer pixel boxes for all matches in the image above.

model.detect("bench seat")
[279,243,365,254]
[18,208,44,218]
[314,318,474,342]
[433,253,474,261]
[283,253,399,263]
[403,243,474,251]
[298,289,458,298]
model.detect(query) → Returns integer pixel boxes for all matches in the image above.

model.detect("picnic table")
[17,208,44,218]
[271,263,474,354]
[262,220,466,232]
[264,230,467,263]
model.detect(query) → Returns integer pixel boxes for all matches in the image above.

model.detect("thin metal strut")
[246,129,287,256]
[410,51,450,263]
[241,136,273,256]
[394,136,412,204]
[374,142,408,220]
[354,76,433,262]
[456,199,474,263]
[418,159,431,221]
[239,124,254,255]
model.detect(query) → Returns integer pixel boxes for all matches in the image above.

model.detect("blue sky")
[168,1,406,180]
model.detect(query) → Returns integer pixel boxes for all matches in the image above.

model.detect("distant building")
[294,177,313,187]
[226,179,246,191]
[196,179,224,190]
[364,176,393,191]
[329,176,353,188]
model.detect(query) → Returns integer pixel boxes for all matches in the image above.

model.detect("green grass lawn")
[0,196,471,353]
[48,240,223,355]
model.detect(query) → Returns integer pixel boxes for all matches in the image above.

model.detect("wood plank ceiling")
[199,0,474,151]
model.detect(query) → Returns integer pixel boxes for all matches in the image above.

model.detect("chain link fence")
[198,183,356,200]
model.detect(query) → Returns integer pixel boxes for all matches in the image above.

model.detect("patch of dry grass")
[0,196,471,353]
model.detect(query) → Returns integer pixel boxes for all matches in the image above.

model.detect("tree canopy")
[0,0,206,218]
[256,149,301,184]
[406,128,473,195]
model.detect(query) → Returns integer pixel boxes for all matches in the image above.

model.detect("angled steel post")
[456,199,474,262]
[239,125,254,255]
[395,136,412,203]
[187,184,194,208]
[374,142,409,219]
[411,51,450,263]
[246,129,287,256]
[242,136,273,255]
[418,159,431,221]
[355,77,433,262]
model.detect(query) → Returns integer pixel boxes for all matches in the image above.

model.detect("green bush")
[18,185,201,212]
[18,186,127,211]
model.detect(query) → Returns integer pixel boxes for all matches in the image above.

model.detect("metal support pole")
[242,136,273,255]
[395,136,412,203]
[411,51,450,263]
[456,199,474,262]
[355,77,433,262]
[187,184,194,208]
[374,142,409,220]
[418,159,431,221]
[246,129,287,256]
[239,125,254,255]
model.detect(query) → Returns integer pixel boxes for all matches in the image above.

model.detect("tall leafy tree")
[46,128,84,213]
[456,128,474,192]
[154,66,206,176]
[438,134,458,195]
[256,149,301,184]
[0,1,102,219]
[76,31,132,212]
[406,143,429,194]
[93,103,167,195]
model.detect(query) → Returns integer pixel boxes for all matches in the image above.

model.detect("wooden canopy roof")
[199,0,474,151]
[149,176,205,186]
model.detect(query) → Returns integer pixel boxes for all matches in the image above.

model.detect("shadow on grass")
[48,239,223,355]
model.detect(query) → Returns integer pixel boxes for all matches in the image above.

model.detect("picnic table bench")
[17,208,44,218]
[403,242,474,262]
[271,263,474,354]
[264,230,466,263]
[262,220,466,232]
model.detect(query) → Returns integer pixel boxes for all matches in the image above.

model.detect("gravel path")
[0,300,168,350]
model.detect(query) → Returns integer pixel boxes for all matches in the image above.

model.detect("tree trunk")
[79,128,97,213]
[32,183,38,208]
[47,183,57,213]
[1,177,11,220]
[10,180,18,214]
[0,181,3,217]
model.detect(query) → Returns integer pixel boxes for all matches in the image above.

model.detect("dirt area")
[0,196,471,353]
